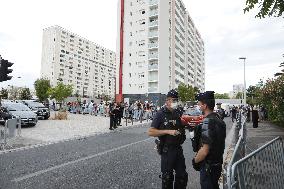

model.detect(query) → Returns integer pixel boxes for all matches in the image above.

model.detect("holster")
[155,139,164,155]
[191,137,199,152]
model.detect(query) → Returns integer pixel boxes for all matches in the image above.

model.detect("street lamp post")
[239,57,246,105]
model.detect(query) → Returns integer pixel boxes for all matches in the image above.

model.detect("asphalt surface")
[0,117,232,189]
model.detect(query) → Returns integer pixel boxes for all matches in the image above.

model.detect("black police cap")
[195,91,215,101]
[167,89,179,99]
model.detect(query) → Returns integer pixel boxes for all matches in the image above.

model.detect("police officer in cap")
[192,91,226,189]
[148,89,188,189]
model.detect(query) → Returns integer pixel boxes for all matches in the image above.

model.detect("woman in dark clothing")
[246,106,251,122]
[252,106,259,128]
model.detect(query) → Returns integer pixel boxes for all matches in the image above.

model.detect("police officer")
[216,103,225,120]
[192,91,226,189]
[148,89,188,189]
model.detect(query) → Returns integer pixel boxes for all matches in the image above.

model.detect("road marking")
[12,137,152,183]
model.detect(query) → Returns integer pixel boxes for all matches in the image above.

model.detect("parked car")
[181,108,204,130]
[1,102,38,126]
[22,100,50,120]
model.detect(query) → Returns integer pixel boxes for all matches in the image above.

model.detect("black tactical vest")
[158,107,186,145]
[203,113,226,163]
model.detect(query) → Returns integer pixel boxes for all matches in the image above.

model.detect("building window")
[138,73,145,78]
[138,51,146,57]
[139,19,146,25]
[129,73,132,77]
[138,40,145,46]
[130,12,133,16]
[140,9,145,14]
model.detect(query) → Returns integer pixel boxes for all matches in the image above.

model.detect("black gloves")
[192,158,201,171]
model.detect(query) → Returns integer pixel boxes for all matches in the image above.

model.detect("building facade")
[233,84,244,97]
[41,26,116,98]
[116,0,205,103]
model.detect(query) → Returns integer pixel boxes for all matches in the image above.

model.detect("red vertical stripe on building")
[119,0,124,99]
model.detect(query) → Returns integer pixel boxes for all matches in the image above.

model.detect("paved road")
[0,117,232,189]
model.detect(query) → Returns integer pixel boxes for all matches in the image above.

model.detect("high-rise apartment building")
[233,84,244,97]
[41,26,116,98]
[116,0,205,103]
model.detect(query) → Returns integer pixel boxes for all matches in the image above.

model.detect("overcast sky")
[0,0,283,93]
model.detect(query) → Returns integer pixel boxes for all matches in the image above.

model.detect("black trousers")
[110,115,115,129]
[161,145,188,189]
[200,163,222,189]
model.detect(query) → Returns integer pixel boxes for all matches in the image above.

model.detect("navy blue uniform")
[151,107,188,189]
[199,113,226,189]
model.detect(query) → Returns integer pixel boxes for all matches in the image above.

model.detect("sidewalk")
[245,120,284,153]
[1,114,151,151]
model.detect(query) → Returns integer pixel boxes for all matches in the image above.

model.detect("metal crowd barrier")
[0,117,21,150]
[225,112,247,188]
[231,137,284,189]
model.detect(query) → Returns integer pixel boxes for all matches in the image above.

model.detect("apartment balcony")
[149,53,158,60]
[149,9,158,17]
[149,0,158,7]
[148,31,158,39]
[149,20,158,28]
[148,87,158,93]
[148,63,158,71]
[148,42,158,49]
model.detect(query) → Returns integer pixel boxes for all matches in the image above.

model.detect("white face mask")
[170,102,178,109]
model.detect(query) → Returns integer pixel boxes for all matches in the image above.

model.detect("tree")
[274,60,284,77]
[8,86,21,100]
[48,82,73,108]
[0,88,8,99]
[215,93,230,99]
[236,92,243,99]
[177,83,197,103]
[19,88,32,100]
[34,78,51,102]
[244,0,284,18]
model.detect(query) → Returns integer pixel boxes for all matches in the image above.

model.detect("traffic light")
[0,58,13,82]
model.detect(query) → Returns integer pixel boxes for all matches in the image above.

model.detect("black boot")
[162,173,174,189]
[174,174,188,189]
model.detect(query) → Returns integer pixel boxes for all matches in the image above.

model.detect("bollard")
[3,120,7,149]
[17,116,21,137]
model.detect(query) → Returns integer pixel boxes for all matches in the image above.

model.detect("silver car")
[1,102,38,126]
[21,100,50,120]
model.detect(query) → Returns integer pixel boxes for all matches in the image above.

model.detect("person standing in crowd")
[117,102,124,126]
[192,91,226,189]
[148,89,188,189]
[231,106,237,123]
[246,106,251,122]
[252,106,259,128]
[109,102,116,130]
[137,101,142,121]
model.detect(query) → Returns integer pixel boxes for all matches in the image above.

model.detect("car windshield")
[27,102,45,108]
[184,109,202,116]
[4,103,31,111]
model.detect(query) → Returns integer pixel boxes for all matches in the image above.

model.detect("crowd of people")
[64,100,161,130]
[230,105,268,128]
